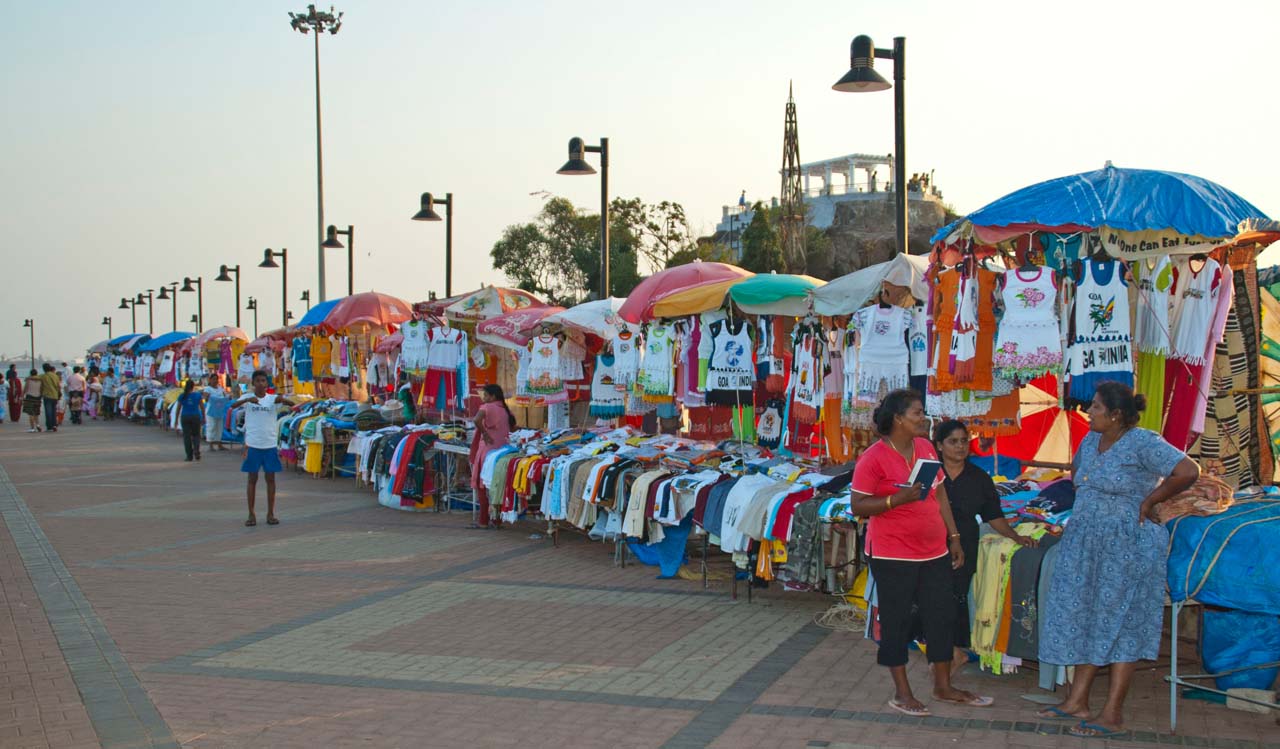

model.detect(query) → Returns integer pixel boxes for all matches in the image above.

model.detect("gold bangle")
[949,533,961,539]
[885,497,892,511]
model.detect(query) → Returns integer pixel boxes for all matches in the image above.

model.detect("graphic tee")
[243,394,281,449]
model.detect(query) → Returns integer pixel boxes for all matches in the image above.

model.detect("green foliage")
[609,197,696,273]
[738,202,786,274]
[804,225,833,279]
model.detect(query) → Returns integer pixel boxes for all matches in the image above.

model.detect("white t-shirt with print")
[242,394,281,449]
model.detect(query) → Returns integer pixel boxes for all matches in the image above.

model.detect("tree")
[738,202,785,274]
[608,197,696,274]
[804,225,834,279]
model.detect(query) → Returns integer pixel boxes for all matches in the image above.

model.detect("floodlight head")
[412,193,442,221]
[833,35,891,93]
[259,249,279,269]
[322,225,345,247]
[214,264,235,282]
[180,277,197,293]
[156,286,170,300]
[118,299,130,310]
[557,137,596,175]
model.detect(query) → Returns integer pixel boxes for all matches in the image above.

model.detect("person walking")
[22,369,44,432]
[6,365,20,423]
[177,379,206,461]
[100,368,118,420]
[38,363,61,432]
[1036,382,1199,738]
[230,370,295,527]
[849,388,992,717]
[468,384,516,528]
[65,366,86,425]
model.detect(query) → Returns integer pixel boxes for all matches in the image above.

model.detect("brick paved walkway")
[0,420,1276,748]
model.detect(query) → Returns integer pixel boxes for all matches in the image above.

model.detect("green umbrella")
[728,272,825,316]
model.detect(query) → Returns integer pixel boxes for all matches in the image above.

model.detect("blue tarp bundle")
[1167,500,1280,614]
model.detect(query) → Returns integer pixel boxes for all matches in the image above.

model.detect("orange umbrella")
[323,291,413,332]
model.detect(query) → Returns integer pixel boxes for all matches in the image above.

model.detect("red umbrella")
[996,374,1089,464]
[323,291,413,332]
[476,306,566,350]
[618,261,753,323]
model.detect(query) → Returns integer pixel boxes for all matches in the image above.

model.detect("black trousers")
[181,415,203,459]
[870,555,955,667]
[102,396,115,419]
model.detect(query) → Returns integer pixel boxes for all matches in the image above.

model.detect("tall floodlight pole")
[288,4,344,302]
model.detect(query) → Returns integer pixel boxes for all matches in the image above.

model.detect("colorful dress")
[993,266,1062,383]
[1132,255,1175,432]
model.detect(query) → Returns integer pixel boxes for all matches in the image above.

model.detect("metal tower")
[779,82,806,273]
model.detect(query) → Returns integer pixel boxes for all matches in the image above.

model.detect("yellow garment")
[161,388,183,406]
[304,441,324,473]
[970,534,1020,665]
[311,336,333,378]
[230,339,246,361]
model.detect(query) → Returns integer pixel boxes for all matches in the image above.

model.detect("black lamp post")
[246,297,259,337]
[180,277,204,333]
[214,264,242,327]
[300,289,311,311]
[834,35,906,254]
[411,193,453,298]
[157,282,179,331]
[22,319,35,369]
[134,290,154,334]
[259,248,289,327]
[118,298,137,333]
[557,138,610,298]
[101,316,112,340]
[321,225,354,296]
[288,4,344,303]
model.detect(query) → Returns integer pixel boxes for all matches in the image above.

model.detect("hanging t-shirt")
[993,266,1062,382]
[589,354,625,418]
[851,305,911,399]
[427,326,466,372]
[399,320,431,375]
[639,323,676,397]
[908,304,929,377]
[242,394,281,449]
[1168,257,1222,366]
[610,326,642,388]
[311,336,333,378]
[1132,255,1175,356]
[1067,259,1133,400]
[705,318,754,406]
[291,338,313,383]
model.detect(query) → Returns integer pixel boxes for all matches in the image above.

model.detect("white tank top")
[609,327,641,387]
[706,319,753,392]
[1168,257,1222,365]
[1133,255,1174,356]
[400,320,431,373]
[1068,259,1132,378]
[640,323,675,395]
[999,267,1058,328]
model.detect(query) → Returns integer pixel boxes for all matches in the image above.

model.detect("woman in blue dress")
[1036,382,1198,738]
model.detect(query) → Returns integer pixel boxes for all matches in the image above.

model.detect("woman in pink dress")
[469,384,515,528]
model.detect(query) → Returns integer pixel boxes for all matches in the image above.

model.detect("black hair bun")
[1133,394,1147,412]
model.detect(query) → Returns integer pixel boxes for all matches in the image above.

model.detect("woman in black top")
[933,420,1036,674]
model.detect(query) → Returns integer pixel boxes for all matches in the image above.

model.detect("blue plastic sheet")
[1200,608,1280,690]
[626,515,693,579]
[1167,501,1280,615]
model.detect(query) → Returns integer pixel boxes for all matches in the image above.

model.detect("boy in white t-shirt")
[230,370,296,527]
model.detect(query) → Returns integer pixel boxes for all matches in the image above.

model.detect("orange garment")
[823,400,852,463]
[930,266,997,393]
[965,390,1021,438]
[995,569,1014,654]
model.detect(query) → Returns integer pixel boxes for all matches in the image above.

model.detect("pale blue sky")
[3,0,1277,360]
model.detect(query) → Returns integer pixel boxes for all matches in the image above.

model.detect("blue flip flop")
[1069,722,1129,739]
[1037,706,1080,721]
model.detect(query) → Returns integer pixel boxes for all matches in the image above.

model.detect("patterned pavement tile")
[219,529,481,561]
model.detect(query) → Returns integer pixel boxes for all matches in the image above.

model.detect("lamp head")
[134,293,147,306]
[300,290,311,301]
[156,286,170,300]
[214,264,234,282]
[321,224,346,247]
[259,249,279,269]
[833,35,891,93]
[557,137,596,175]
[190,314,199,324]
[287,311,295,321]
[246,297,257,310]
[180,277,196,293]
[412,193,442,221]
[118,298,130,309]
[101,317,110,325]
[23,319,32,327]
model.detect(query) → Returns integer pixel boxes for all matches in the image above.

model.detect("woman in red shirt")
[850,388,993,716]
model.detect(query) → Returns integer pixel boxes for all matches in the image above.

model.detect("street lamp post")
[101,316,112,340]
[118,298,137,333]
[411,194,454,298]
[22,319,34,369]
[321,225,355,296]
[259,248,289,327]
[834,35,907,254]
[214,264,242,327]
[180,277,204,333]
[300,290,311,311]
[288,4,344,302]
[246,297,259,337]
[557,137,610,298]
[156,282,179,331]
[134,290,154,334]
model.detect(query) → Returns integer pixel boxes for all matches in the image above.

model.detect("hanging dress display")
[399,320,431,376]
[291,337,313,383]
[526,334,565,396]
[589,353,625,418]
[993,266,1063,383]
[1066,258,1133,402]
[851,304,912,405]
[425,326,467,409]
[704,318,754,406]
[1132,255,1175,432]
[639,323,676,400]
[609,325,642,389]
[1162,257,1222,450]
[789,322,825,425]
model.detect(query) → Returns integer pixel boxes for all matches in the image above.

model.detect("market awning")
[476,306,566,350]
[809,255,929,316]
[138,331,195,352]
[295,298,342,329]
[323,291,413,332]
[728,273,824,316]
[442,287,545,322]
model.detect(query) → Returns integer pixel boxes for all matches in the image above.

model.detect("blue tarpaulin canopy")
[108,333,145,346]
[932,164,1269,246]
[295,298,342,329]
[138,331,195,352]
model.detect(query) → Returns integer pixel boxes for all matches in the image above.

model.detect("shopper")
[39,363,61,432]
[932,419,1036,675]
[100,368,118,420]
[22,369,43,432]
[177,379,206,461]
[65,366,86,425]
[230,370,295,527]
[849,388,992,717]
[85,374,101,420]
[1036,382,1198,738]
[468,384,516,529]
[6,365,20,422]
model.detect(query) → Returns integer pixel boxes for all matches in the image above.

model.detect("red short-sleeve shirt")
[851,438,948,561]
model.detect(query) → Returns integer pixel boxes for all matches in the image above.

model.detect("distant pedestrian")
[100,368,118,420]
[39,363,61,432]
[177,379,206,461]
[22,369,43,432]
[230,370,296,526]
[6,365,20,422]
[85,375,101,420]
[65,366,86,425]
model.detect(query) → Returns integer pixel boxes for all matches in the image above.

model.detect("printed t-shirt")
[850,437,947,561]
[178,391,204,418]
[242,394,281,449]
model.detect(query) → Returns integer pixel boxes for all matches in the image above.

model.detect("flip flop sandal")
[1069,722,1128,739]
[267,517,279,525]
[245,517,257,527]
[887,699,931,718]
[1037,706,1082,721]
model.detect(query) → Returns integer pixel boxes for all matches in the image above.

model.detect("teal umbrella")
[728,272,824,316]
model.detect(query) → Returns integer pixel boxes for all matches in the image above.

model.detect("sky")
[2,0,1278,361]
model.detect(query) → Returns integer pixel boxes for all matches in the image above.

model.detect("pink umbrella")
[618,261,753,323]
[323,291,413,332]
[244,336,287,354]
[375,331,403,353]
[193,326,249,348]
[476,306,565,350]
[444,287,545,321]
